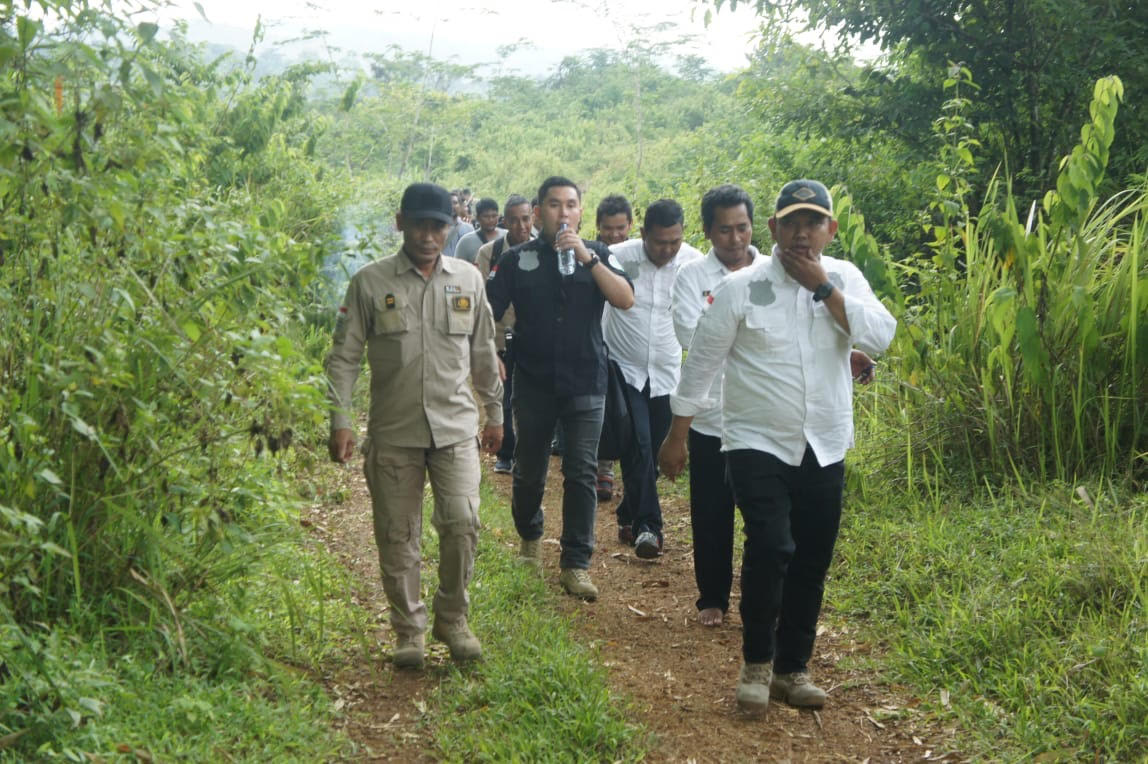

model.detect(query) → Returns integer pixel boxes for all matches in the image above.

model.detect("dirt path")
[306,453,962,762]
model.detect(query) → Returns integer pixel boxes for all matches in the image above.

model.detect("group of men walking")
[324,176,896,714]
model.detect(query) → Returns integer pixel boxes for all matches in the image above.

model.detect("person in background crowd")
[459,188,474,223]
[455,198,506,264]
[660,179,895,714]
[596,194,633,247]
[444,190,475,259]
[475,194,534,475]
[326,182,503,669]
[592,193,635,501]
[486,176,634,601]
[602,198,702,557]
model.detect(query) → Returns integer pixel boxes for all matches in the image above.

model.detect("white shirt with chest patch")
[602,237,704,396]
[671,251,896,466]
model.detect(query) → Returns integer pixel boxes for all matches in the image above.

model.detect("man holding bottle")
[485,176,633,600]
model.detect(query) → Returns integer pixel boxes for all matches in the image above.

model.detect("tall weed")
[1,4,345,753]
[838,75,1146,484]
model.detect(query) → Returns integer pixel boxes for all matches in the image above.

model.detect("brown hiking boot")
[432,618,482,662]
[735,662,772,715]
[518,538,542,567]
[392,632,425,670]
[559,568,598,601]
[770,671,827,708]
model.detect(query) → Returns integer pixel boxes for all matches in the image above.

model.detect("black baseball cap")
[400,183,453,223]
[774,179,833,219]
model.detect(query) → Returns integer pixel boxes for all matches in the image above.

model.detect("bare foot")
[698,608,723,627]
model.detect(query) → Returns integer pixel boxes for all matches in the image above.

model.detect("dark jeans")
[689,429,736,614]
[726,445,844,672]
[511,369,604,570]
[496,349,515,462]
[615,380,671,539]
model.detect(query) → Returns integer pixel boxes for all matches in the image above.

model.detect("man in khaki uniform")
[326,182,503,669]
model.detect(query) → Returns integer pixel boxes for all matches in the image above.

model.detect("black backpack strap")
[491,236,507,268]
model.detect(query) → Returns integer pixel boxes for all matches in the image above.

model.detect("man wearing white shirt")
[669,184,761,625]
[660,180,896,715]
[673,186,878,630]
[604,199,703,558]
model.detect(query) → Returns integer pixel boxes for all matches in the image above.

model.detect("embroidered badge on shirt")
[445,285,462,294]
[384,294,396,309]
[702,290,711,298]
[748,278,776,307]
[452,296,471,311]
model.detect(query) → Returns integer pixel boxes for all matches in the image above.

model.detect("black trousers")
[496,349,515,462]
[726,445,844,672]
[615,380,672,538]
[688,429,736,613]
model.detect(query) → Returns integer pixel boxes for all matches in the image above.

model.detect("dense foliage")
[2,5,347,756]
[2,0,1145,758]
[710,0,1148,197]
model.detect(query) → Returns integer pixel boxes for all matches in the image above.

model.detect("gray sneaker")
[432,618,482,662]
[493,458,513,474]
[518,538,542,566]
[392,632,425,670]
[558,568,598,601]
[770,671,827,708]
[634,531,662,559]
[735,662,772,715]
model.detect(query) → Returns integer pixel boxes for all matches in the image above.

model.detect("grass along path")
[306,447,957,761]
[303,455,642,761]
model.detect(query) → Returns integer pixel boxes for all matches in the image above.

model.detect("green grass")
[0,486,365,761]
[415,479,650,762]
[830,464,1148,760]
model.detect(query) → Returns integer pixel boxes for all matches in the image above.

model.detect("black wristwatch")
[585,254,601,270]
[811,282,834,302]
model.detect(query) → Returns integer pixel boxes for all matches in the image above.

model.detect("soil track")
[306,453,963,762]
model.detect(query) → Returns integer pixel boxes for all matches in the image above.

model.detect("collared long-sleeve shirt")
[326,249,502,448]
[475,234,515,352]
[454,227,506,264]
[671,251,896,466]
[486,236,632,396]
[670,246,761,437]
[602,238,703,395]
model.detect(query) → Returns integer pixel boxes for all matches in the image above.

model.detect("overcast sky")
[160,0,771,75]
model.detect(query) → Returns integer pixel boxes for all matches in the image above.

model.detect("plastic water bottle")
[557,223,576,276]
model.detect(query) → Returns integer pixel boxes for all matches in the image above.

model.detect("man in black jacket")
[486,176,634,601]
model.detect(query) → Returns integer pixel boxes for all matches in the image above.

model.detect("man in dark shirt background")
[486,176,634,601]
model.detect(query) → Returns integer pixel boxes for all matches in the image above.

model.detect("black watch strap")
[812,282,834,302]
[586,254,601,269]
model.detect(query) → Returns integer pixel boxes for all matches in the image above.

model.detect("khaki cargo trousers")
[362,436,480,637]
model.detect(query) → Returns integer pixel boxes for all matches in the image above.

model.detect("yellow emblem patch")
[452,296,471,311]
[384,294,396,309]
